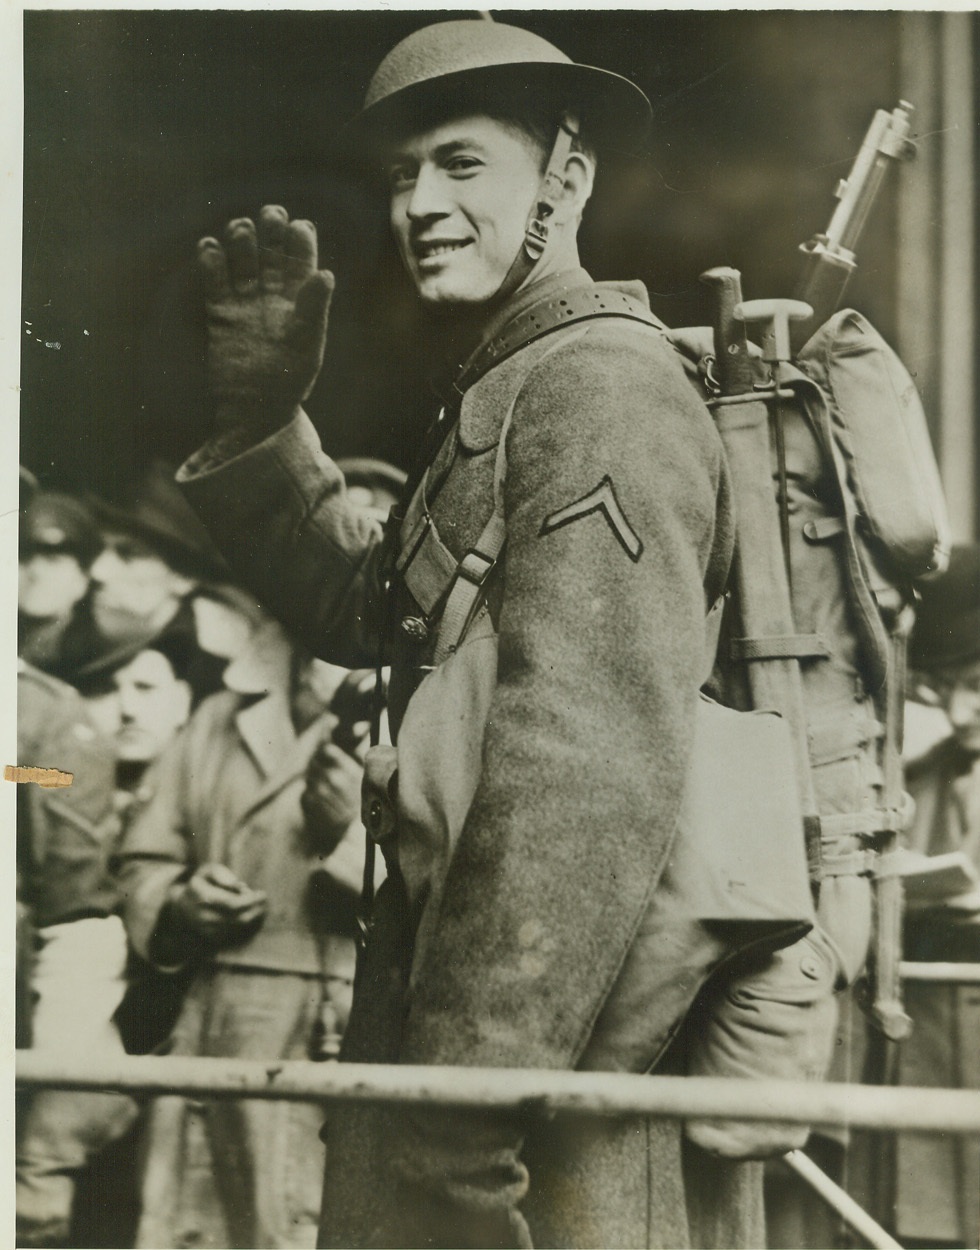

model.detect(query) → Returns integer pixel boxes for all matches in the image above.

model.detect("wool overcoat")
[180,268,770,1248]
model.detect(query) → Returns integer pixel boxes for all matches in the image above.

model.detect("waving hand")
[198,205,334,431]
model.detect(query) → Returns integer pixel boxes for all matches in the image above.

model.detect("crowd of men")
[16,458,402,1247]
[15,15,980,1250]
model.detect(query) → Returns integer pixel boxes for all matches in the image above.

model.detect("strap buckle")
[455,546,497,588]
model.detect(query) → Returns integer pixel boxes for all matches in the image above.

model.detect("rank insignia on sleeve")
[539,475,644,562]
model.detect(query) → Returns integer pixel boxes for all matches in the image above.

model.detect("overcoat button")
[401,615,429,642]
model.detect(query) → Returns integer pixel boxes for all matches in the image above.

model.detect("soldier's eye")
[446,156,482,176]
[387,164,416,191]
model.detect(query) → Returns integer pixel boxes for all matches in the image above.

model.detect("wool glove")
[197,204,334,433]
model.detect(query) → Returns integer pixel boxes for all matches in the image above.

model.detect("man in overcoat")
[114,612,367,1249]
[177,19,815,1247]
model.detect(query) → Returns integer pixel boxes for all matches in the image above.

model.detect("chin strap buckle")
[524,216,550,261]
[522,113,580,263]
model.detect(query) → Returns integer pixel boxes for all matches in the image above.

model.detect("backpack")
[374,279,948,1156]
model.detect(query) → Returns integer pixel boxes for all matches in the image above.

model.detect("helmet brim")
[339,60,652,173]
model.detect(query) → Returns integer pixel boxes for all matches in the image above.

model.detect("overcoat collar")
[448,269,653,453]
[233,695,331,829]
[220,618,328,794]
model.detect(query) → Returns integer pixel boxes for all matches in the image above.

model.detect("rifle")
[792,101,916,353]
[702,101,918,1039]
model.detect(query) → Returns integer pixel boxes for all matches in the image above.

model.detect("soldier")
[176,20,813,1248]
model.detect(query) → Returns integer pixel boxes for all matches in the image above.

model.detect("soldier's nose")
[405,166,451,222]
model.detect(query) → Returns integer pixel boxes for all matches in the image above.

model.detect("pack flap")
[797,310,950,582]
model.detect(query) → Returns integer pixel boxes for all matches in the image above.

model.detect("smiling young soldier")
[176,20,814,1249]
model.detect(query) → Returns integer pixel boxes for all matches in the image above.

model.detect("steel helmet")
[347,20,651,157]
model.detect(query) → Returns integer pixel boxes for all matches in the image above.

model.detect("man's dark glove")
[301,740,363,856]
[149,862,267,966]
[197,204,334,433]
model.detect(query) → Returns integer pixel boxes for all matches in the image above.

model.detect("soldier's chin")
[413,270,498,312]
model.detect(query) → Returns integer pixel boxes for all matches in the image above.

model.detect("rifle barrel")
[792,102,915,352]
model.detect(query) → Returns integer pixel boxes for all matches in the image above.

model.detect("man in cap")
[176,19,794,1247]
[86,460,230,676]
[114,610,369,1250]
[75,625,197,816]
[19,489,102,671]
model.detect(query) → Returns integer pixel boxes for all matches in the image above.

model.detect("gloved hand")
[301,740,364,855]
[197,204,335,432]
[150,863,267,965]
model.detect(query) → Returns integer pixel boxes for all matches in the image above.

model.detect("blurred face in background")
[939,657,980,755]
[89,531,194,639]
[86,648,192,764]
[19,550,89,620]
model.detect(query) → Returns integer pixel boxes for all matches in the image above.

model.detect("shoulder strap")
[414,284,667,664]
[431,407,515,666]
[447,282,666,412]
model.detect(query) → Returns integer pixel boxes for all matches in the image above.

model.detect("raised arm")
[177,206,389,666]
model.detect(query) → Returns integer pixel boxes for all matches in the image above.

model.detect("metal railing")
[19,1052,980,1250]
[900,960,980,983]
[19,953,980,1250]
[18,1051,980,1131]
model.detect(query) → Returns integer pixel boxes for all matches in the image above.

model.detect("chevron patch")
[539,475,643,563]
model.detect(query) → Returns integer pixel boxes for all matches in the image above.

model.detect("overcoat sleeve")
[402,324,734,1071]
[177,412,387,668]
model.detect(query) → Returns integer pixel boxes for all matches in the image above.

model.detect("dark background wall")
[21,9,902,498]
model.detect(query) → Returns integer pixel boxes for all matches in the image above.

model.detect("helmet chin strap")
[490,111,580,306]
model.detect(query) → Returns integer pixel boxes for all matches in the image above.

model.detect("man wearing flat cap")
[176,19,809,1247]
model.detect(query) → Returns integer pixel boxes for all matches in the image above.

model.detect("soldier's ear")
[552,151,595,225]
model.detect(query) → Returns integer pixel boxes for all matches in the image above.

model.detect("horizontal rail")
[900,960,980,984]
[16,1052,980,1135]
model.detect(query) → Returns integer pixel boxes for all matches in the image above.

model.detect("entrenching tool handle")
[699,269,821,857]
[734,299,814,366]
[732,299,814,596]
[700,267,754,395]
